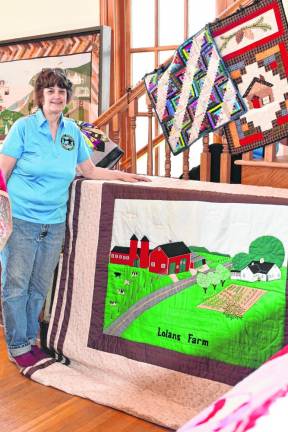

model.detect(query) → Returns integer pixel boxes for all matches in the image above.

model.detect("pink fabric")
[178,347,288,432]
[0,170,7,192]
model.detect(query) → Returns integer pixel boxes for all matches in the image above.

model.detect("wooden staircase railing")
[94,64,216,180]
[94,0,261,182]
[94,63,181,177]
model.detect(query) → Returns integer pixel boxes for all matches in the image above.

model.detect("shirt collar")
[36,109,65,128]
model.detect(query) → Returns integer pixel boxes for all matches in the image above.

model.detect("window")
[101,0,216,176]
[161,263,166,269]
[130,0,216,86]
[151,262,155,267]
[188,0,216,35]
[129,0,216,177]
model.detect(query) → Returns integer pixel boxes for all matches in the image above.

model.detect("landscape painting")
[0,27,111,144]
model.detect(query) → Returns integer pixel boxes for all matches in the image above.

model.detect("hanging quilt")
[144,26,247,156]
[211,0,288,154]
[76,121,124,168]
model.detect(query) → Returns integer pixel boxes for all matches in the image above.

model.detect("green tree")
[232,252,252,270]
[207,271,221,290]
[249,236,285,268]
[196,272,210,294]
[216,264,231,287]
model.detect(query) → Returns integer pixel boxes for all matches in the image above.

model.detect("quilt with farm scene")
[93,182,288,379]
[21,178,288,429]
[211,0,288,154]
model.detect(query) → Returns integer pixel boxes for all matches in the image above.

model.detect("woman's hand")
[77,159,152,182]
[112,170,151,183]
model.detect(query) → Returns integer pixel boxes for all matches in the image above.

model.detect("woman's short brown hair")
[34,68,73,108]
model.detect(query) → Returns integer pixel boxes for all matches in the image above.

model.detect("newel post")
[200,135,211,181]
[128,99,137,174]
[182,150,190,180]
[146,95,154,176]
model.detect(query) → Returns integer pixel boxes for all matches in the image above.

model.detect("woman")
[0,68,149,368]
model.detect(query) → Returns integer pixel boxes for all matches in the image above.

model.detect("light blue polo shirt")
[1,110,90,224]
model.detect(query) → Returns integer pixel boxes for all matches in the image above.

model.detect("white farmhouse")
[231,261,281,283]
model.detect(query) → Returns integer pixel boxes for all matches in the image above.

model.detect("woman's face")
[42,85,67,115]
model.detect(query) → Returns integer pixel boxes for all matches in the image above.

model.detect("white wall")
[0,0,100,42]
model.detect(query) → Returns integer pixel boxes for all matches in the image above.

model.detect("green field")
[104,263,173,328]
[200,251,231,268]
[119,267,287,368]
[103,252,287,369]
[104,252,232,329]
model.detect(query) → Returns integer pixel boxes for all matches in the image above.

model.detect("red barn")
[110,235,206,275]
[149,242,191,275]
[110,234,138,266]
[110,235,151,267]
[110,245,131,265]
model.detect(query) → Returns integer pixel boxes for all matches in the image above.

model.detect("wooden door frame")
[100,0,131,161]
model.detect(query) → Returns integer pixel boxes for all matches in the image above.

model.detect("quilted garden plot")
[211,0,288,154]
[144,26,246,155]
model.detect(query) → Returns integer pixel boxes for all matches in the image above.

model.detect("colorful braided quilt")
[76,121,124,168]
[211,0,288,154]
[144,26,247,155]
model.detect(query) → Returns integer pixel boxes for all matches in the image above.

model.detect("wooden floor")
[0,328,171,432]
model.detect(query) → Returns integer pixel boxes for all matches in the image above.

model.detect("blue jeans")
[0,217,65,357]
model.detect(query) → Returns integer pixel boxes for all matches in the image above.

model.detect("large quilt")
[22,178,288,429]
[144,26,247,155]
[211,0,288,154]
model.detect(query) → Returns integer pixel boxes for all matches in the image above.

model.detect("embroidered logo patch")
[61,134,75,151]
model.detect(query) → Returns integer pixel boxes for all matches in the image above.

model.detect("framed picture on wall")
[0,26,111,142]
